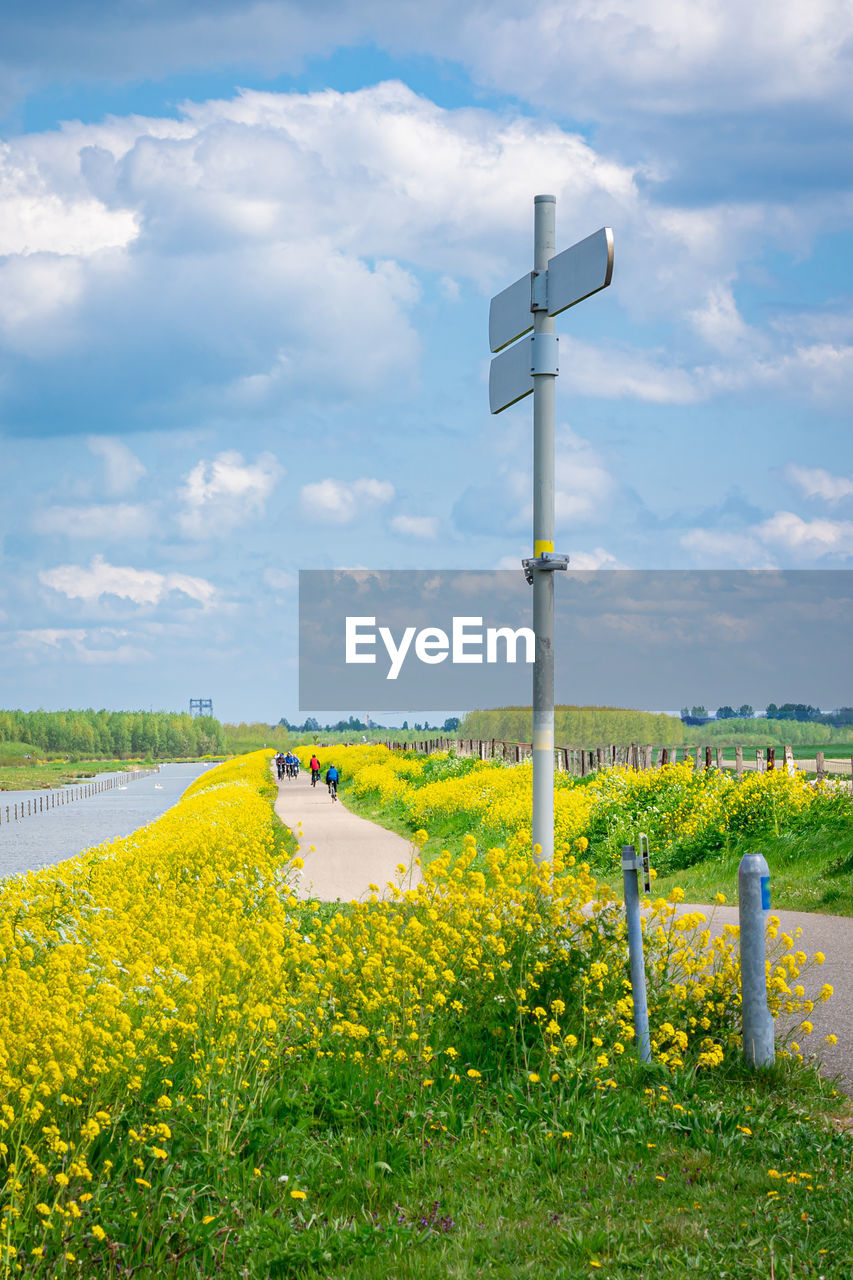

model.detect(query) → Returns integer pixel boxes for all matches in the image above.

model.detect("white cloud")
[398,0,853,120]
[565,547,628,570]
[786,463,853,504]
[559,338,699,404]
[688,282,756,355]
[263,568,297,591]
[0,254,85,349]
[389,514,439,539]
[86,436,147,495]
[39,554,216,607]
[10,627,151,665]
[0,80,850,429]
[680,528,776,567]
[5,0,850,125]
[37,503,152,540]
[682,510,853,565]
[753,511,853,557]
[178,450,283,538]
[300,477,395,524]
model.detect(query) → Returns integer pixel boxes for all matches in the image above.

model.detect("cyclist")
[309,752,321,786]
[275,751,285,780]
[325,763,339,801]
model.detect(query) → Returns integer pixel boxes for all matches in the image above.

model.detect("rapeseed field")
[0,748,847,1277]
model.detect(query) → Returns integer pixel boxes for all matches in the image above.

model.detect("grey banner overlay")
[298,569,853,713]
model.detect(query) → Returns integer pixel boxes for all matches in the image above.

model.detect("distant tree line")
[681,703,853,727]
[0,709,226,758]
[458,706,684,745]
[278,716,460,734]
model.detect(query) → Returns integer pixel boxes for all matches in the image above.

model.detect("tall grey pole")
[531,194,557,865]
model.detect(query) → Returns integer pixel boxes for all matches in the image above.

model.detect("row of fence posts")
[0,767,160,826]
[383,737,850,782]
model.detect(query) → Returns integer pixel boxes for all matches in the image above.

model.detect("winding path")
[273,771,420,901]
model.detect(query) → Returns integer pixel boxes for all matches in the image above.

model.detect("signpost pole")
[488,197,612,868]
[532,194,557,865]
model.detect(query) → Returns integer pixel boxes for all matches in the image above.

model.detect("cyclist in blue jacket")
[325,764,340,801]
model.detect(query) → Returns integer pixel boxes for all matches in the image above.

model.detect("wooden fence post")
[756,748,765,772]
[736,745,743,777]
[783,744,794,775]
[816,751,825,782]
[767,746,776,771]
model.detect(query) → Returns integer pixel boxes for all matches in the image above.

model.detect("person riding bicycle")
[325,764,339,800]
[309,753,321,786]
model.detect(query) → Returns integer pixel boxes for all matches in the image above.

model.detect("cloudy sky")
[1,0,851,723]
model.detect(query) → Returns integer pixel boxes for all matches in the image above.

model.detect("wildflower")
[290,1189,307,1200]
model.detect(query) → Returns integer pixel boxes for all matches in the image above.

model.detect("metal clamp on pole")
[521,553,570,585]
[621,843,652,1063]
[639,831,651,895]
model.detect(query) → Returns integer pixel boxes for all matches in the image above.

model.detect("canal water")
[0,762,211,882]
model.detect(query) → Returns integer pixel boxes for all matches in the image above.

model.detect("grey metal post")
[531,194,557,865]
[738,853,775,1067]
[621,844,651,1062]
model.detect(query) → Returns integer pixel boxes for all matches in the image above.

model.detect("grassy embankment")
[335,747,853,916]
[0,750,850,1277]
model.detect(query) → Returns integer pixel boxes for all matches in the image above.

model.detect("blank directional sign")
[547,227,613,317]
[489,272,532,353]
[489,336,533,413]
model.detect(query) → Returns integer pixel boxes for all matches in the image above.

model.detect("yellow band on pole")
[534,540,554,556]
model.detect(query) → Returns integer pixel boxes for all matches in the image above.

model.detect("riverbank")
[0,761,209,881]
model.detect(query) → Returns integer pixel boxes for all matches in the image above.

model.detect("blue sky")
[1,0,851,724]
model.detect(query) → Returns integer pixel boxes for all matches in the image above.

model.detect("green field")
[0,748,158,792]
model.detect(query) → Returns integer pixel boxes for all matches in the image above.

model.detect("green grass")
[48,1049,853,1278]
[0,756,158,791]
[651,806,853,914]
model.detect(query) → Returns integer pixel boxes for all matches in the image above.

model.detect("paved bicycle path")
[674,902,852,1095]
[273,772,420,901]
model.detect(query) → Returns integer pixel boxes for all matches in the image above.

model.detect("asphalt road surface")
[273,770,419,901]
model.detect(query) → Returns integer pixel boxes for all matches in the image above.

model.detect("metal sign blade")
[547,226,613,318]
[489,336,533,414]
[489,271,533,352]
